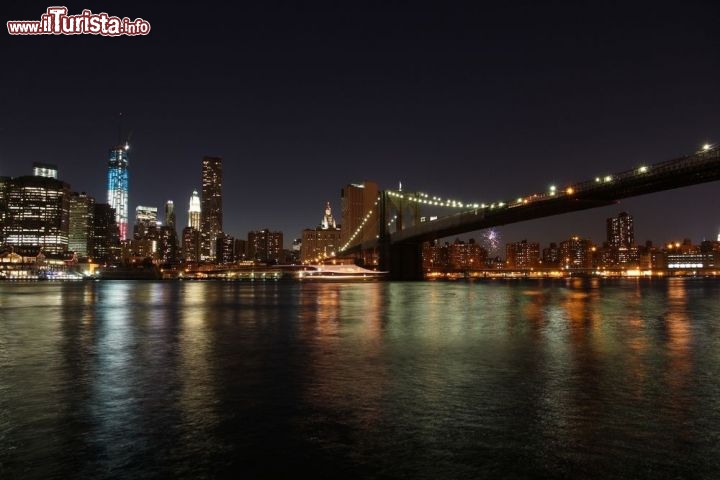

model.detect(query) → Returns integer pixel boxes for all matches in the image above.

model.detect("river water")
[1,278,720,479]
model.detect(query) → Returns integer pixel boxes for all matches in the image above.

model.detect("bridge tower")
[378,190,425,280]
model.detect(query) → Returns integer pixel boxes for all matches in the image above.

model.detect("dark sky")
[2,1,719,251]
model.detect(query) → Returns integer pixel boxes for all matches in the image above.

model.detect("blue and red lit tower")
[107,142,129,241]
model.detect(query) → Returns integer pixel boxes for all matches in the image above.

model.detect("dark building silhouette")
[165,200,176,231]
[91,203,119,262]
[216,233,235,264]
[542,242,560,267]
[182,226,201,263]
[248,229,283,264]
[159,225,179,265]
[68,192,95,257]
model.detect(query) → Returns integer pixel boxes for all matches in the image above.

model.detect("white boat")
[296,264,387,281]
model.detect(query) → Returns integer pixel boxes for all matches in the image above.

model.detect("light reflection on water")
[1,278,720,478]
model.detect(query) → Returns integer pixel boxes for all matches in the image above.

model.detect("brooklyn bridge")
[339,145,720,280]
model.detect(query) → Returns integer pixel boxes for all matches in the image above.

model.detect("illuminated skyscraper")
[201,156,223,261]
[606,211,637,265]
[107,143,129,240]
[607,212,634,248]
[321,201,337,229]
[3,174,70,255]
[188,190,201,230]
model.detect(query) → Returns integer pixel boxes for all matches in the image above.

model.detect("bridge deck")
[348,146,719,251]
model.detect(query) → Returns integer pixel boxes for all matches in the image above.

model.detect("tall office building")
[68,192,95,257]
[200,156,223,261]
[181,226,201,263]
[216,233,236,264]
[0,176,8,244]
[3,174,70,255]
[188,190,201,230]
[107,143,129,241]
[235,238,248,261]
[91,203,119,262]
[340,181,379,247]
[158,225,179,265]
[159,200,178,264]
[606,211,636,265]
[607,212,634,248]
[165,200,176,231]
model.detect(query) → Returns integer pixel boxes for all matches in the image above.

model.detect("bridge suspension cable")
[386,190,481,209]
[339,198,380,252]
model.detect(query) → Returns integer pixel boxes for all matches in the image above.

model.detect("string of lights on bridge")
[338,198,380,252]
[386,190,481,209]
[338,143,716,253]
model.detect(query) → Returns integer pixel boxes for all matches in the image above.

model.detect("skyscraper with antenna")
[107,114,130,240]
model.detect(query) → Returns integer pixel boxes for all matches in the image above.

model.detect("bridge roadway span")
[350,146,720,279]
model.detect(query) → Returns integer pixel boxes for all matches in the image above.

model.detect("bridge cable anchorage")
[339,198,380,252]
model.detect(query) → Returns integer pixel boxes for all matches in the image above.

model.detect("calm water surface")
[1,278,720,479]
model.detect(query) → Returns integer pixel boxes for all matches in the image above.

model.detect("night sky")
[3,1,719,251]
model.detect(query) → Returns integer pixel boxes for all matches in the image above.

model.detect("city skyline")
[2,144,719,253]
[2,2,719,246]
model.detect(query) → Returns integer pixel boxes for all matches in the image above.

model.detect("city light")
[4,141,717,273]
